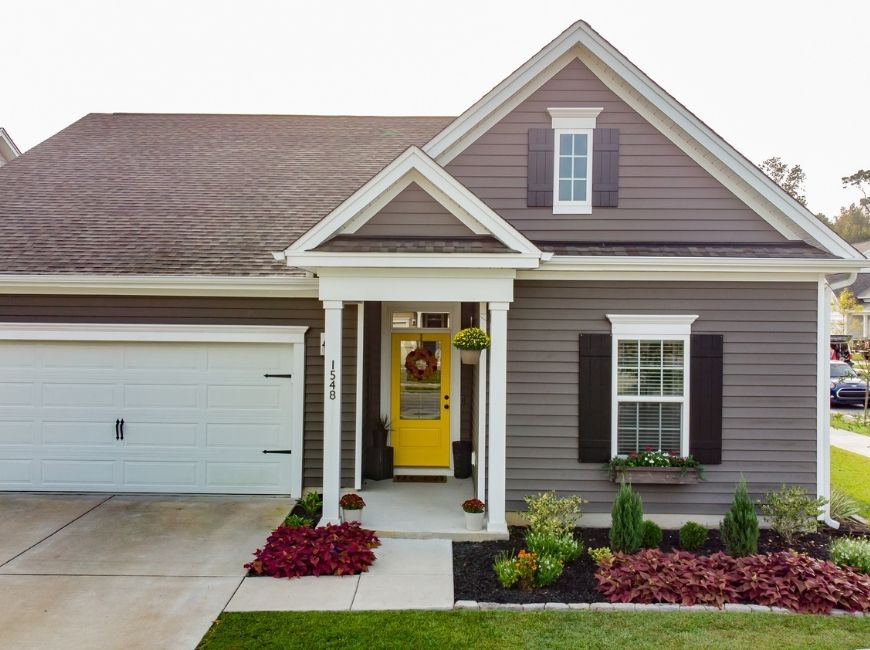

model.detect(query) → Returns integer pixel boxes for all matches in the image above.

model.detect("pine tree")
[609,481,644,553]
[720,476,759,557]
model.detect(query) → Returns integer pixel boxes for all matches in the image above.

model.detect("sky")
[3,0,868,218]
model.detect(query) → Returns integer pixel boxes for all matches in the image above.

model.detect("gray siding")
[447,59,787,243]
[354,182,473,237]
[0,294,358,489]
[506,280,818,515]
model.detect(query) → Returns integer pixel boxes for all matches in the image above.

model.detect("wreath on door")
[404,347,438,381]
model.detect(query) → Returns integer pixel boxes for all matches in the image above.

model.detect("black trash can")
[452,440,473,479]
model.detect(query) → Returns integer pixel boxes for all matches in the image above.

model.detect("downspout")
[821,272,858,529]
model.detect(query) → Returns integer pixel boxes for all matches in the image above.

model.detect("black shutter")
[592,128,619,207]
[579,333,612,463]
[527,128,553,207]
[689,334,724,464]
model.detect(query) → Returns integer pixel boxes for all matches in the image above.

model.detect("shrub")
[525,529,583,563]
[609,481,643,553]
[283,514,313,528]
[297,491,322,517]
[831,537,870,574]
[492,549,565,589]
[678,521,708,551]
[536,554,565,587]
[462,498,485,513]
[339,493,366,510]
[760,484,826,545]
[588,546,614,567]
[523,491,584,538]
[829,487,861,521]
[493,551,519,589]
[595,548,870,613]
[720,476,758,557]
[452,327,490,351]
[640,520,663,549]
[246,522,380,578]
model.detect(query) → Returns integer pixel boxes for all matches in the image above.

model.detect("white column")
[487,301,509,534]
[818,280,833,522]
[354,302,364,491]
[476,303,488,501]
[320,300,343,526]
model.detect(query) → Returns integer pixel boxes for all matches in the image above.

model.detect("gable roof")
[422,20,863,262]
[0,113,451,275]
[0,128,20,164]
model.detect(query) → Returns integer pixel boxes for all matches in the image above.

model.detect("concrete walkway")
[226,538,454,611]
[831,427,870,458]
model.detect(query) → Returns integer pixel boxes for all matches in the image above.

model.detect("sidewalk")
[225,538,454,612]
[831,427,870,459]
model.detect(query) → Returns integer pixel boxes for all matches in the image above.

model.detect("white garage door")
[0,334,303,494]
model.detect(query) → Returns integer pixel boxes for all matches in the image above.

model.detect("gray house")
[0,21,863,533]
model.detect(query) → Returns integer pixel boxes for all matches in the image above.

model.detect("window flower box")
[609,466,700,485]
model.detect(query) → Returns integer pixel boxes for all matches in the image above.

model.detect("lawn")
[831,412,870,436]
[197,611,870,650]
[831,446,870,519]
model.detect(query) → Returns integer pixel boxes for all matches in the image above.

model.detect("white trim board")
[0,323,309,344]
[421,21,862,262]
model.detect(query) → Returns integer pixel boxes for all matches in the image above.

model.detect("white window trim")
[607,314,698,457]
[549,108,601,216]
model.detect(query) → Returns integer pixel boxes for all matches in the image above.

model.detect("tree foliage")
[831,204,870,243]
[759,156,807,206]
[842,169,870,216]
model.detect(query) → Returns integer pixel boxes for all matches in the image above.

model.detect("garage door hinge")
[263,373,293,378]
[262,449,293,454]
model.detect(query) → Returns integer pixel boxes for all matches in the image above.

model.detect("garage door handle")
[115,419,120,440]
[263,374,293,379]
[262,449,292,454]
[119,419,125,441]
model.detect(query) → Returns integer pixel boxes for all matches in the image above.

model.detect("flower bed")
[607,450,703,483]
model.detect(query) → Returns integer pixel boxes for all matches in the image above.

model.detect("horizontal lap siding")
[446,59,786,243]
[506,281,817,515]
[0,294,357,489]
[354,183,472,237]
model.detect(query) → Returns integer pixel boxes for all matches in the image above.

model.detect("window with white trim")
[548,107,602,215]
[607,315,698,457]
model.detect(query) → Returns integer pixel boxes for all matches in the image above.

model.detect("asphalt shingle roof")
[0,113,452,275]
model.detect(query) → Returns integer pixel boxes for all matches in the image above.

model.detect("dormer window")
[548,107,603,215]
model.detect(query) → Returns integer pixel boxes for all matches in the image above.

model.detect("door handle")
[115,419,120,440]
[119,419,125,441]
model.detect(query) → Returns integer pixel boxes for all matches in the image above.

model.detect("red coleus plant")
[339,493,365,510]
[596,549,870,614]
[245,522,380,578]
[462,498,485,513]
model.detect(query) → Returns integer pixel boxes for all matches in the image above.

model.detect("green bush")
[829,487,860,521]
[720,476,759,557]
[609,481,644,553]
[678,521,708,551]
[535,554,565,587]
[830,537,870,574]
[640,520,663,549]
[524,529,583,563]
[297,491,323,517]
[283,514,313,528]
[523,491,584,538]
[493,551,519,589]
[588,546,614,566]
[760,484,826,545]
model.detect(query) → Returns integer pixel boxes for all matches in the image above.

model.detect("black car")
[830,361,868,406]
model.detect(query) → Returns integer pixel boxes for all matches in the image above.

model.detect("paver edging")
[453,600,868,616]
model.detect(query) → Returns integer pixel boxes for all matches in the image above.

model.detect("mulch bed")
[453,523,870,604]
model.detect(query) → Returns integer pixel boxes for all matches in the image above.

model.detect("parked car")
[830,361,868,406]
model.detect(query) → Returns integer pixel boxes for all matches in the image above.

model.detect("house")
[0,21,864,534]
[0,128,20,167]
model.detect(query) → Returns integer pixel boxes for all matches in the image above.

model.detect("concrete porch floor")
[358,477,506,540]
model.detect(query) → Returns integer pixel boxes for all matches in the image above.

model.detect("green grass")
[197,611,870,650]
[831,446,870,520]
[831,412,870,436]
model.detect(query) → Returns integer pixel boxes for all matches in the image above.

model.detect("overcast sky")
[4,0,868,217]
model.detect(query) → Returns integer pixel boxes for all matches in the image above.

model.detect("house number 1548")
[328,361,336,400]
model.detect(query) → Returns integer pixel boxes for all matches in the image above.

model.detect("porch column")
[320,300,343,525]
[487,301,509,534]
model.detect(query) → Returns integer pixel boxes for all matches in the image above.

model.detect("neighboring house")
[0,128,20,167]
[0,21,864,532]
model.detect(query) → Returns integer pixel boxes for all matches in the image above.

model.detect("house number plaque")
[329,360,336,400]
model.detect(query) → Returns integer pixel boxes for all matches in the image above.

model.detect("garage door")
[0,331,304,495]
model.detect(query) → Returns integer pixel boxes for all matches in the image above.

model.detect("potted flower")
[339,493,366,523]
[453,327,490,365]
[462,498,486,530]
[606,449,703,484]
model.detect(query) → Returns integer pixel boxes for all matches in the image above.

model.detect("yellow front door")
[391,333,451,467]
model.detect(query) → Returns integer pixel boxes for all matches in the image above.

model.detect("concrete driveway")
[0,493,291,650]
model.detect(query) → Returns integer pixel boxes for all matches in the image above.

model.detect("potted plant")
[606,449,703,484]
[339,493,366,523]
[363,415,394,481]
[462,498,486,530]
[453,327,490,365]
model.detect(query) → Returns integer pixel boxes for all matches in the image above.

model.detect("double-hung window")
[607,315,698,457]
[548,107,602,215]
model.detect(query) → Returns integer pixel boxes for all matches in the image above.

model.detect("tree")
[759,156,807,206]
[832,287,863,335]
[842,169,870,216]
[831,204,870,243]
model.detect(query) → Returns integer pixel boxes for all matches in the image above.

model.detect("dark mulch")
[453,523,870,604]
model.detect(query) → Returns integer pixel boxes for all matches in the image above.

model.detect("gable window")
[607,315,698,457]
[548,107,602,214]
